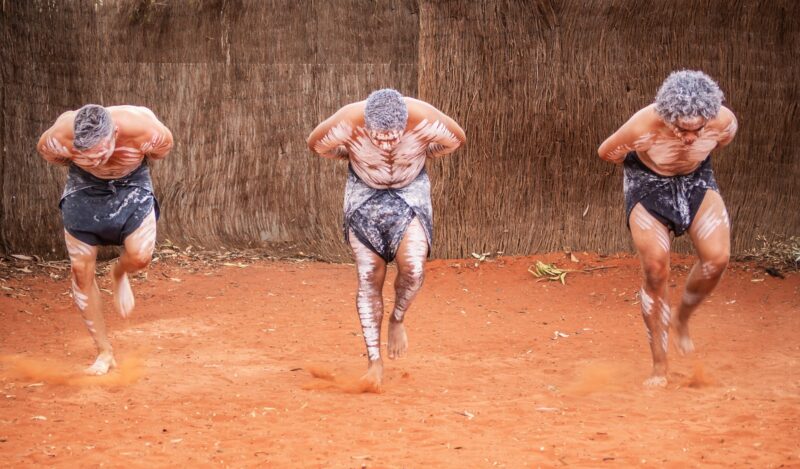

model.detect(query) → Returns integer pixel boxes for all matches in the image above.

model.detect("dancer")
[307,89,465,390]
[598,70,738,386]
[37,104,173,374]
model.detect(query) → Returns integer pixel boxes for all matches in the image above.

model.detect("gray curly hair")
[364,88,408,131]
[654,70,724,123]
[73,104,113,150]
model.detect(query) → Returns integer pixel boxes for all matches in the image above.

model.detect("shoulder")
[711,105,737,127]
[47,110,77,140]
[405,98,438,115]
[108,105,159,122]
[108,105,168,135]
[319,101,365,129]
[339,101,366,124]
[635,104,662,125]
[404,98,443,125]
[53,110,78,127]
[620,104,664,135]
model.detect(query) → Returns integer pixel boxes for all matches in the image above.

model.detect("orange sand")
[1,254,798,467]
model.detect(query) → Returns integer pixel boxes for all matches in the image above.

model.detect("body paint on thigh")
[694,206,729,240]
[129,212,157,257]
[633,208,670,253]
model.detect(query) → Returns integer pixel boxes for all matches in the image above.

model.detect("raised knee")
[127,253,152,271]
[701,252,729,278]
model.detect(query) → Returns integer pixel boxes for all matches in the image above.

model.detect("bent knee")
[700,252,729,278]
[641,259,670,286]
[127,253,153,271]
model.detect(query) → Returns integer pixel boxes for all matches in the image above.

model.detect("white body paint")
[128,211,157,257]
[65,234,94,258]
[639,127,723,175]
[314,122,354,159]
[315,119,460,189]
[71,279,89,311]
[391,219,428,322]
[640,288,654,317]
[139,132,171,156]
[606,132,657,163]
[658,298,671,353]
[349,231,383,362]
[701,261,720,280]
[633,208,670,253]
[694,206,730,241]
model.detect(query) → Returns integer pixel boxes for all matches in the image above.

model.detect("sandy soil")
[1,253,798,468]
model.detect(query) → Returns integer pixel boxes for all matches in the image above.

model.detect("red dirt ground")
[1,253,798,467]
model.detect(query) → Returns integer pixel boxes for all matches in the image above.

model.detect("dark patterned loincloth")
[343,166,433,262]
[60,163,159,246]
[623,152,719,236]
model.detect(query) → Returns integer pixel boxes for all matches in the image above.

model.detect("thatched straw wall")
[1,0,797,260]
[0,0,418,260]
[420,0,800,257]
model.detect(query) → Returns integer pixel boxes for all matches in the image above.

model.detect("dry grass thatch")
[1,0,798,260]
[419,0,800,257]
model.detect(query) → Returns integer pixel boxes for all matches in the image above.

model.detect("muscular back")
[38,105,173,180]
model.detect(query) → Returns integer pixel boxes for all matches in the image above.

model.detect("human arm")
[406,98,466,157]
[36,111,76,166]
[128,107,174,160]
[306,103,362,159]
[714,106,738,149]
[597,106,656,163]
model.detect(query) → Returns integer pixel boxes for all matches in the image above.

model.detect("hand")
[42,136,73,164]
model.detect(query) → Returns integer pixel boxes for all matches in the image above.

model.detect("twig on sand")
[528,261,618,284]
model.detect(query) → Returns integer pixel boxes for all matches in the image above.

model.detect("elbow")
[306,138,319,154]
[596,144,617,163]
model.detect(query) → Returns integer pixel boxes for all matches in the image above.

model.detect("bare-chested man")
[598,70,738,387]
[307,89,466,390]
[37,105,173,375]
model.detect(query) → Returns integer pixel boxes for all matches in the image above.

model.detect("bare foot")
[85,351,117,375]
[360,359,383,392]
[387,319,408,359]
[643,375,667,388]
[112,262,135,318]
[672,314,695,356]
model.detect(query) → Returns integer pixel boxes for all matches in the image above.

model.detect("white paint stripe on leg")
[693,209,715,238]
[65,235,94,258]
[71,279,88,311]
[701,261,720,280]
[655,228,670,253]
[640,288,654,317]
[392,219,427,322]
[633,209,654,231]
[350,231,383,362]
